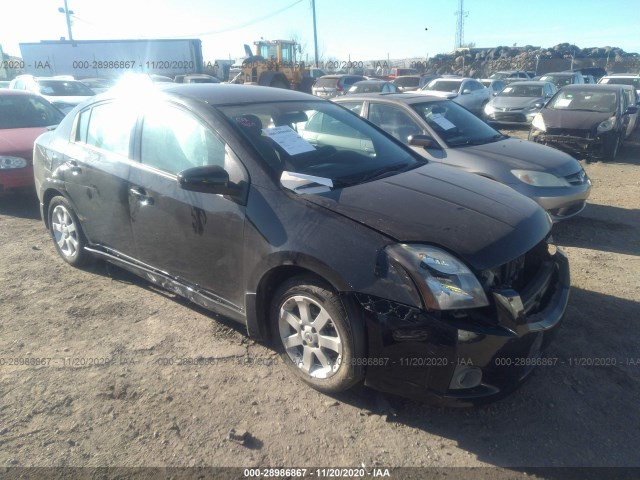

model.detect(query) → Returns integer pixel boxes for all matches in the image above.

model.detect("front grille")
[545,127,592,138]
[483,241,549,294]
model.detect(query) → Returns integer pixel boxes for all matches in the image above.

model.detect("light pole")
[311,0,319,67]
[58,0,74,42]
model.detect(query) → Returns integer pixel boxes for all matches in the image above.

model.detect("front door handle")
[129,187,155,206]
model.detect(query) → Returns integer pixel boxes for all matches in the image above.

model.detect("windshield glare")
[219,101,421,190]
[38,80,95,97]
[411,101,503,148]
[548,89,617,112]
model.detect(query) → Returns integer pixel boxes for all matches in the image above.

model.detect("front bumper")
[486,110,537,124]
[510,181,591,222]
[360,249,570,406]
[529,129,614,159]
[0,165,35,194]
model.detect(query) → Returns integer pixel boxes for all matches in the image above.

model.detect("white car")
[416,77,492,116]
[9,75,95,114]
[598,74,640,97]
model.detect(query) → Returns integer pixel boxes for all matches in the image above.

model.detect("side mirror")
[462,89,471,95]
[408,134,439,149]
[534,102,544,109]
[492,91,499,96]
[177,165,231,195]
[625,106,638,115]
[545,93,553,98]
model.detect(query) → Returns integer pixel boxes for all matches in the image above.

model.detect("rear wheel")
[48,196,90,267]
[270,275,365,393]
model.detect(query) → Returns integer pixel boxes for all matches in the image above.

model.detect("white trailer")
[19,39,204,79]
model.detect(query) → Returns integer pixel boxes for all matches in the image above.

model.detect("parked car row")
[19,83,575,406]
[334,92,590,221]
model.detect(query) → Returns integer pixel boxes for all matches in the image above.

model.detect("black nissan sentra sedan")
[33,84,570,406]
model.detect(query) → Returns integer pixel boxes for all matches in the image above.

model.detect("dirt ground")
[1,126,639,476]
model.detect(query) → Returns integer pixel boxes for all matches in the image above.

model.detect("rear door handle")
[129,187,155,206]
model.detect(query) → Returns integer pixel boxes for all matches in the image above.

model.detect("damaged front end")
[354,238,570,406]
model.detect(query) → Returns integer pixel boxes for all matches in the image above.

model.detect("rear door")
[62,101,138,253]
[127,101,248,310]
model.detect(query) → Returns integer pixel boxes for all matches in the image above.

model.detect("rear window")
[314,78,338,88]
[394,77,419,87]
[0,95,65,129]
[424,80,462,93]
[37,80,95,97]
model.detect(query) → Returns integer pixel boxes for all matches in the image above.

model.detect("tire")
[603,132,622,161]
[270,275,365,393]
[47,196,90,267]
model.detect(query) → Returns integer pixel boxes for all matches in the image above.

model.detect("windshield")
[539,75,572,87]
[38,80,95,97]
[0,95,65,129]
[411,100,504,148]
[314,78,338,88]
[599,77,640,88]
[499,84,544,97]
[547,89,617,112]
[218,101,422,191]
[489,72,509,80]
[422,80,462,93]
[394,77,419,87]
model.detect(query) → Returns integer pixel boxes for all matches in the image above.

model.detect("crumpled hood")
[491,96,542,110]
[305,163,551,270]
[0,127,48,162]
[540,108,612,130]
[457,138,581,175]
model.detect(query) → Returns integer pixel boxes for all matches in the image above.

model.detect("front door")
[128,102,247,310]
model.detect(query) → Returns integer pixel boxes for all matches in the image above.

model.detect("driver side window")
[141,104,226,175]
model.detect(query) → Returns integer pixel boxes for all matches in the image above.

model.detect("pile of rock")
[419,43,640,78]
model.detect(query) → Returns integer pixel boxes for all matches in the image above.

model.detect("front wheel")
[48,196,90,267]
[270,275,365,393]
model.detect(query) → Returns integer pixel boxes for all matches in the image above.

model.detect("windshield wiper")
[452,134,507,147]
[344,162,421,185]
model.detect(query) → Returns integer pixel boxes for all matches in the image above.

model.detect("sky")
[2,0,639,63]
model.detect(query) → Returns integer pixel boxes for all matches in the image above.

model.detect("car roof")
[317,74,363,79]
[106,83,317,105]
[353,80,389,85]
[500,81,552,86]
[540,72,575,76]
[0,88,40,97]
[559,84,623,92]
[334,92,445,105]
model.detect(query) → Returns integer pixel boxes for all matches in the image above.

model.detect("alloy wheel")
[278,295,343,379]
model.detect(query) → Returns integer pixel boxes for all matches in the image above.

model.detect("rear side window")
[79,102,138,157]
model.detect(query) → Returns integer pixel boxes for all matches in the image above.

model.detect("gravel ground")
[0,127,639,477]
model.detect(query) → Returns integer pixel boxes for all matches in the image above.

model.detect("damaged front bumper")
[357,249,570,406]
[529,130,612,159]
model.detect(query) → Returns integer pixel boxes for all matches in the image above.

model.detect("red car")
[0,89,65,194]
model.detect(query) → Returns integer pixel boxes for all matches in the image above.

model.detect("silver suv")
[312,75,365,98]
